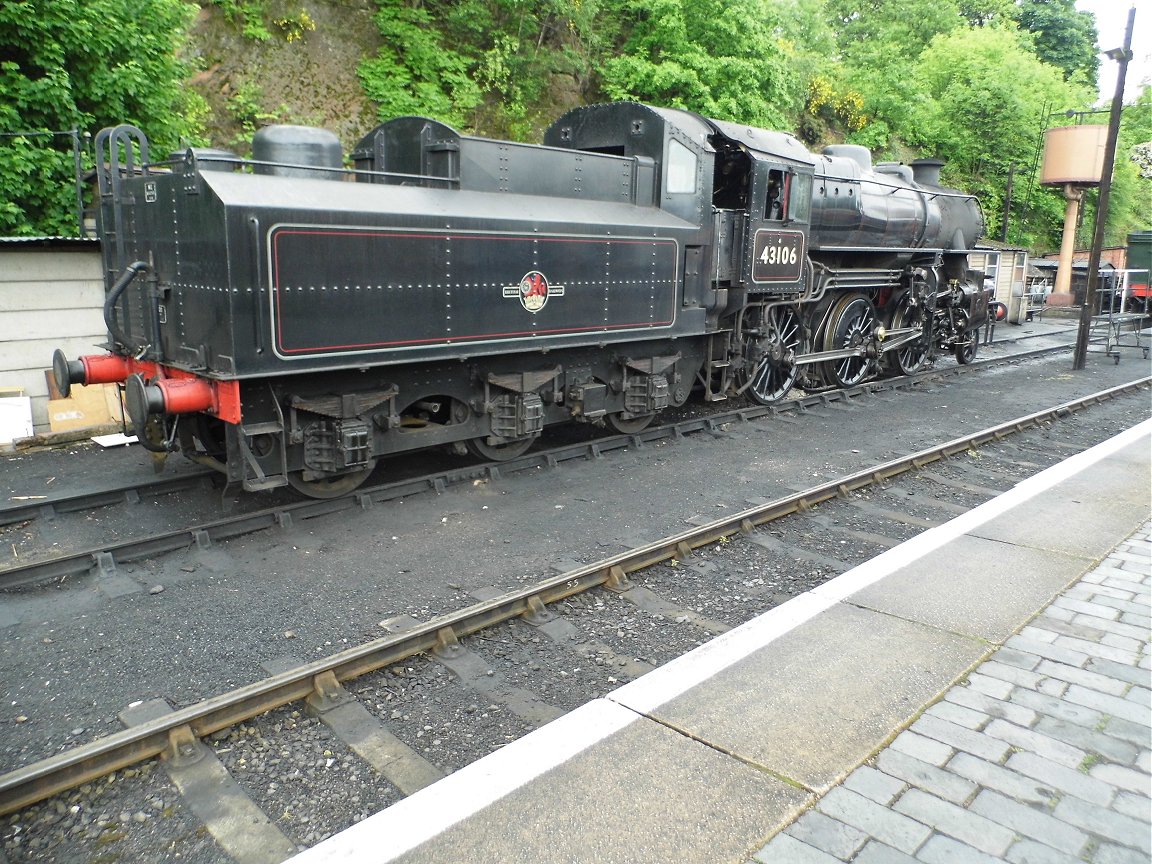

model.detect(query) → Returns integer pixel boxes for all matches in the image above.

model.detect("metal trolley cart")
[1090,269,1150,362]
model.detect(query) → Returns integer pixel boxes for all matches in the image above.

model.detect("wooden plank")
[3,368,53,401]
[0,249,102,282]
[0,337,106,371]
[0,281,105,311]
[0,309,106,344]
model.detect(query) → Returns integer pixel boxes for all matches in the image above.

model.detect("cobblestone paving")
[751,521,1151,864]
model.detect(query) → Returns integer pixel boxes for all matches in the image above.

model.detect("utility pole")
[1000,165,1014,243]
[1073,6,1135,370]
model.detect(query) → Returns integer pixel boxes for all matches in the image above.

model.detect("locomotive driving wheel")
[883,295,931,376]
[820,293,879,387]
[743,304,802,404]
[287,461,378,498]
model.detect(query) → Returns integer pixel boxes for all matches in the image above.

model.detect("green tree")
[442,0,615,138]
[773,0,838,139]
[358,1,482,129]
[958,0,1016,28]
[1103,84,1152,244]
[599,0,794,129]
[1014,0,1098,87]
[0,0,201,236]
[909,25,1092,249]
[821,0,965,148]
[1121,85,1152,180]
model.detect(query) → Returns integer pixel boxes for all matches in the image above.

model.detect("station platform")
[292,419,1152,864]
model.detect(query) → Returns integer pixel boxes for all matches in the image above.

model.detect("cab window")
[766,169,786,219]
[666,139,698,194]
[788,173,812,222]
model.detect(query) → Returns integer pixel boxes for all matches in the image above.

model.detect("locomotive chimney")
[910,158,945,187]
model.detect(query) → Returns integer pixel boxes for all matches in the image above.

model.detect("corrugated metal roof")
[975,239,1028,252]
[0,236,99,248]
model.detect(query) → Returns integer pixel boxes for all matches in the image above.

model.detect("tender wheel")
[821,293,878,388]
[883,297,930,376]
[465,436,534,461]
[744,304,801,405]
[287,461,377,498]
[954,334,978,364]
[606,413,655,434]
[195,416,227,459]
[176,414,229,474]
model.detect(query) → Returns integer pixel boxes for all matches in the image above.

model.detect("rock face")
[187,1,384,154]
[183,1,590,153]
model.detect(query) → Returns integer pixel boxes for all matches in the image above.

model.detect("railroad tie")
[619,584,732,635]
[844,498,942,530]
[743,531,852,573]
[387,612,566,729]
[119,698,297,864]
[261,656,443,797]
[919,469,1008,498]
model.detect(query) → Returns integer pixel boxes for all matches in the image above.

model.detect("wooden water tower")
[1041,124,1108,306]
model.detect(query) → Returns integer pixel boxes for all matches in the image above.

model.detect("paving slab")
[626,602,988,794]
[290,698,808,864]
[850,532,1092,643]
[966,434,1151,559]
[290,420,1151,864]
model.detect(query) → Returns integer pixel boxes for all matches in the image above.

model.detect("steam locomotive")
[53,102,987,497]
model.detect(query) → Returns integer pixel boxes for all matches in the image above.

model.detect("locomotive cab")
[703,121,816,296]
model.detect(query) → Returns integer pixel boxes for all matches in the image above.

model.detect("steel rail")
[0,343,1072,532]
[0,344,1072,589]
[0,375,1146,816]
[0,470,217,527]
[0,343,1069,539]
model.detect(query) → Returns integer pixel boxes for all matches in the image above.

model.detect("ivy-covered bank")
[1,0,1148,251]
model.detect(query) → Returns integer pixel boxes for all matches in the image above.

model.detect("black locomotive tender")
[54,102,988,497]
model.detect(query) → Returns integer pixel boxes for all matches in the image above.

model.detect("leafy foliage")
[358,2,482,129]
[819,0,966,148]
[0,0,1138,253]
[444,0,605,137]
[958,0,1017,28]
[0,0,202,236]
[1124,87,1152,180]
[908,25,1091,248]
[1106,85,1152,243]
[358,0,610,137]
[599,0,793,128]
[1014,0,1098,87]
[210,0,275,41]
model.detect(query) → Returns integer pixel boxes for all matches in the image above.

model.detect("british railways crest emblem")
[502,270,565,312]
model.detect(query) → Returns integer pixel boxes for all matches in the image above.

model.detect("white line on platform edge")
[286,699,637,863]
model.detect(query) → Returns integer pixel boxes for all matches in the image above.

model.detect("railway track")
[2,343,1073,532]
[0,344,1076,591]
[0,377,1147,863]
